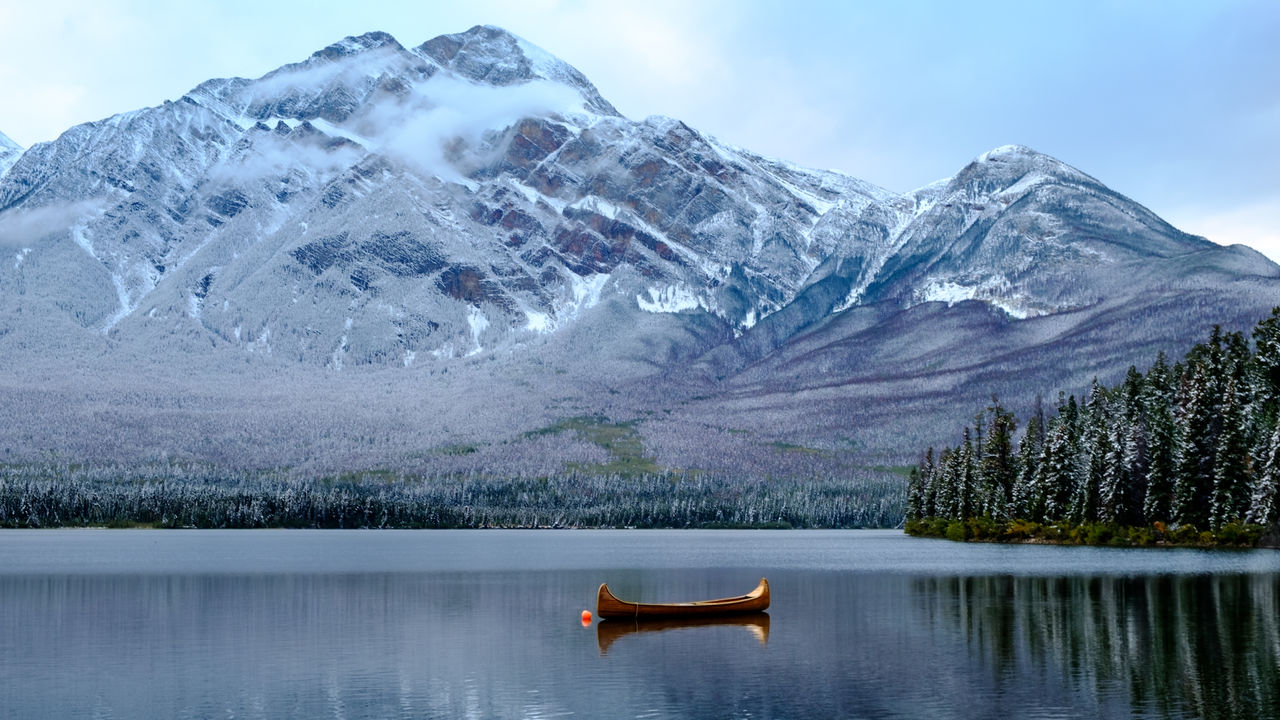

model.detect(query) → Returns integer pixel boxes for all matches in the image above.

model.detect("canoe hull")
[595,578,770,619]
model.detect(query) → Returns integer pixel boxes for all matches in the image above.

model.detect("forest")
[0,462,903,529]
[906,309,1280,547]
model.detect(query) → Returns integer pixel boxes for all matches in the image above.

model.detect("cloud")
[208,131,365,186]
[349,74,586,183]
[250,46,404,99]
[0,199,106,251]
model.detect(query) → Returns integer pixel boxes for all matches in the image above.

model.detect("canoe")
[595,578,770,619]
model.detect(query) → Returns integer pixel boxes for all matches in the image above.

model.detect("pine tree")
[906,466,923,520]
[1252,308,1280,433]
[1143,353,1178,523]
[1174,362,1218,529]
[1247,425,1280,527]
[1012,396,1045,519]
[980,397,1017,520]
[1117,366,1149,525]
[919,447,937,518]
[956,428,976,520]
[934,447,957,520]
[1121,414,1150,525]
[1210,376,1251,529]
[1071,380,1108,524]
[1098,418,1128,524]
[1038,416,1076,522]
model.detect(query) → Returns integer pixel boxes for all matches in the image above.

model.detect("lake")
[1,529,1277,719]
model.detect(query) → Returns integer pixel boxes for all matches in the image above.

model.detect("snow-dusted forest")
[0,462,903,529]
[908,309,1280,545]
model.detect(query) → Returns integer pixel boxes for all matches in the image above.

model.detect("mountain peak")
[416,25,619,116]
[934,143,1097,201]
[311,31,405,60]
[975,144,1040,163]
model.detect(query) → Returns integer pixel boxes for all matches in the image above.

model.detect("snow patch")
[466,306,489,356]
[916,277,1040,320]
[509,179,564,212]
[636,284,706,314]
[331,334,349,370]
[524,310,553,333]
[569,272,610,313]
[921,279,977,306]
[246,325,272,355]
[566,194,626,221]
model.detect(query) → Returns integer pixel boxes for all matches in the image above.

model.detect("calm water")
[1,529,1278,719]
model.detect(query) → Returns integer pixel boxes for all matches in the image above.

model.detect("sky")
[1,0,1277,258]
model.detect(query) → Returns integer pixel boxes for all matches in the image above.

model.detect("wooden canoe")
[595,578,770,619]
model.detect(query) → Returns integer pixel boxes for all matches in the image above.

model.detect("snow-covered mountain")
[1,26,1278,472]
[0,26,895,365]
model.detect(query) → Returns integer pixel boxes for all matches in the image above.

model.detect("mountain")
[1,26,1278,478]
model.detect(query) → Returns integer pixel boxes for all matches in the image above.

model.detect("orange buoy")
[581,609,593,624]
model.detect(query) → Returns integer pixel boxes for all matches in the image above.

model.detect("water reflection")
[911,574,1280,720]
[2,531,1278,719]
[596,613,770,654]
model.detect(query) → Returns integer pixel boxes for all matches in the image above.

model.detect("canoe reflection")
[596,612,770,654]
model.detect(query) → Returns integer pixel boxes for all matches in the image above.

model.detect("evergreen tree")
[1174,362,1218,528]
[956,428,976,520]
[1252,308,1280,432]
[1038,416,1076,522]
[1247,425,1280,527]
[1012,396,1045,519]
[979,397,1017,520]
[1071,380,1108,524]
[1210,376,1252,529]
[1098,418,1128,524]
[919,447,937,518]
[934,447,957,520]
[1121,413,1150,525]
[1142,353,1178,523]
[906,466,923,521]
[1116,366,1149,525]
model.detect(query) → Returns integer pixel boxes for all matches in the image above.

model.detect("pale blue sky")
[1,0,1276,257]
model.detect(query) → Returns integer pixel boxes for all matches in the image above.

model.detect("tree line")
[906,309,1280,545]
[0,463,904,529]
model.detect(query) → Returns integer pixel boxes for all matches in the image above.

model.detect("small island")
[906,310,1280,548]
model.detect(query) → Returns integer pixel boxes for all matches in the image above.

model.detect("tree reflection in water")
[912,574,1280,719]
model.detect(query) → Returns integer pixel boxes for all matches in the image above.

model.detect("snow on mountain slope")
[0,131,21,177]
